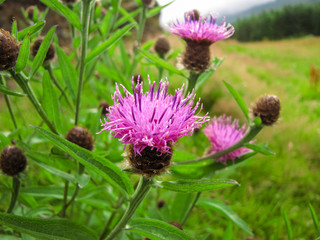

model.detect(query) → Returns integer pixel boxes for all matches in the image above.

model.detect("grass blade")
[282,209,293,240]
[15,34,30,73]
[309,203,320,236]
[31,126,134,195]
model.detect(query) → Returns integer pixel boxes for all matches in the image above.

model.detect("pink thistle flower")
[204,115,251,164]
[100,77,209,156]
[168,12,235,44]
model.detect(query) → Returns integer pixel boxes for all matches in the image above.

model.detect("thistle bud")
[127,144,172,177]
[154,37,170,56]
[133,74,143,84]
[99,101,110,116]
[0,146,27,176]
[183,39,211,73]
[31,37,55,62]
[141,0,155,7]
[252,95,280,126]
[0,29,20,71]
[66,126,94,151]
[26,5,40,20]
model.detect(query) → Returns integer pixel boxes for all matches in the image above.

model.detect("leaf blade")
[17,21,45,41]
[15,34,30,73]
[0,84,26,97]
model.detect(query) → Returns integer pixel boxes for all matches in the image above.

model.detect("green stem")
[175,124,263,165]
[75,0,93,125]
[7,176,21,213]
[129,6,147,76]
[45,64,74,110]
[186,71,201,94]
[59,180,69,217]
[181,192,201,226]
[101,177,153,240]
[9,70,57,134]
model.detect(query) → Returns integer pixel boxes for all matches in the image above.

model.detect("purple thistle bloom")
[168,12,234,44]
[100,77,209,155]
[204,115,251,164]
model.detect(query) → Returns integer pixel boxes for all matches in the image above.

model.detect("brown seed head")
[26,5,40,20]
[154,37,170,56]
[183,39,211,72]
[252,95,280,126]
[133,74,143,84]
[157,199,165,209]
[99,101,110,116]
[0,29,20,71]
[0,146,27,176]
[127,144,172,177]
[66,126,94,151]
[31,37,55,62]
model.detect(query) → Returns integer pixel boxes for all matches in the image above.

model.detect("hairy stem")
[101,177,153,240]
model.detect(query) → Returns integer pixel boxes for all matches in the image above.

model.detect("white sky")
[158,0,275,27]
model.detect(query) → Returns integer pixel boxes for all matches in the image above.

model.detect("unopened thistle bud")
[141,0,155,7]
[252,95,280,126]
[0,146,27,176]
[127,144,172,177]
[31,37,55,62]
[0,29,20,71]
[66,126,94,151]
[26,5,40,20]
[133,74,143,84]
[154,37,170,56]
[99,101,110,116]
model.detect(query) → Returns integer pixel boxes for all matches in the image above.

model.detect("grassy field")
[180,37,320,239]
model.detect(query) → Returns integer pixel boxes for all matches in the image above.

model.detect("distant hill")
[226,0,320,23]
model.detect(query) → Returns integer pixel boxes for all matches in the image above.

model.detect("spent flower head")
[168,12,234,44]
[100,77,209,155]
[204,115,251,164]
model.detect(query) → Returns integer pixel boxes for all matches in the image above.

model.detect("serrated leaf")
[0,212,97,240]
[159,179,239,193]
[198,199,253,235]
[0,84,26,97]
[42,72,61,133]
[138,49,186,77]
[55,45,77,101]
[15,34,30,73]
[147,1,173,18]
[223,81,249,122]
[29,26,56,78]
[17,21,45,41]
[40,0,81,30]
[31,126,134,195]
[244,143,275,155]
[127,218,194,240]
[86,23,136,64]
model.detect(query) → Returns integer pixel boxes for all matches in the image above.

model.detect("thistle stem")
[181,192,201,226]
[101,177,153,240]
[7,175,21,213]
[186,71,201,94]
[75,0,93,125]
[9,70,57,134]
[175,124,263,165]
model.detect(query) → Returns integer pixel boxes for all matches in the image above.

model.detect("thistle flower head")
[204,115,251,164]
[100,77,209,155]
[0,146,27,176]
[0,29,20,71]
[168,12,234,44]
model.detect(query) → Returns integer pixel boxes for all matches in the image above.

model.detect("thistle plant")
[0,1,281,240]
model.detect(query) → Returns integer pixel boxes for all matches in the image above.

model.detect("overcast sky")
[158,0,275,27]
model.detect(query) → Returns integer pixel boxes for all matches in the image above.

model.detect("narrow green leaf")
[147,1,174,18]
[223,221,234,240]
[86,23,136,64]
[32,5,39,22]
[55,45,77,101]
[244,143,275,156]
[127,218,195,240]
[223,81,249,122]
[282,209,293,240]
[115,8,140,28]
[29,26,56,78]
[159,179,239,193]
[31,126,134,195]
[42,72,61,132]
[309,203,320,236]
[15,34,30,73]
[21,187,73,199]
[0,212,97,240]
[138,49,186,77]
[11,20,18,38]
[17,21,45,41]
[40,0,81,30]
[0,84,26,97]
[0,132,11,151]
[198,199,253,235]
